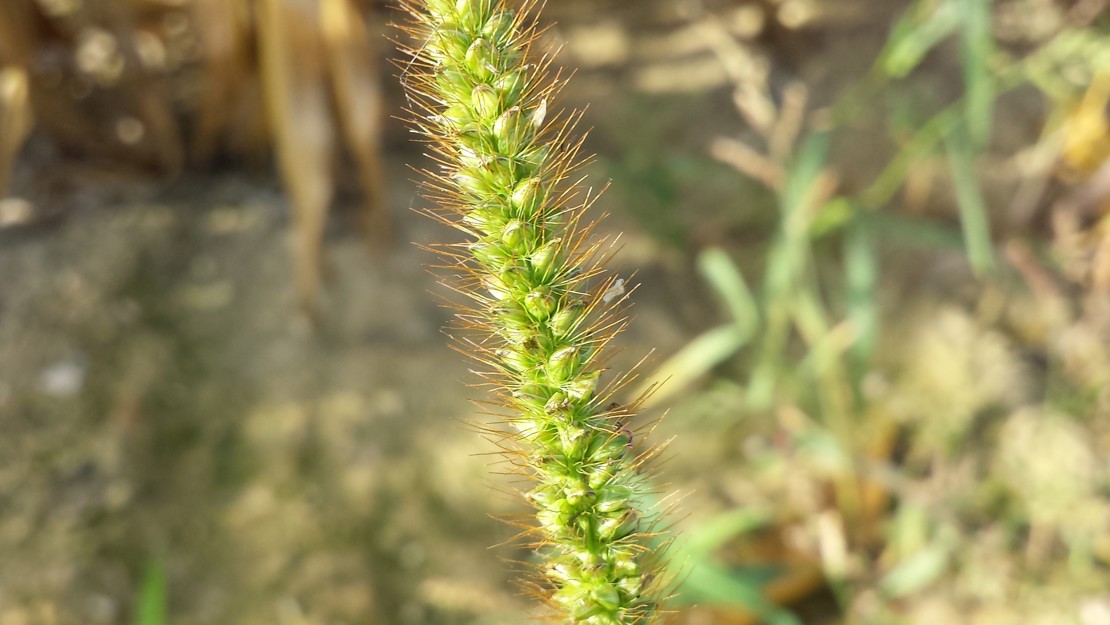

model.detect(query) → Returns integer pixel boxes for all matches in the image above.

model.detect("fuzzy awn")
[397,1,667,623]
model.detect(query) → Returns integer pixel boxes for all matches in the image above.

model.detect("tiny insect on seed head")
[603,278,626,304]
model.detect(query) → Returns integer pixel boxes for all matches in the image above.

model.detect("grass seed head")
[396,0,669,622]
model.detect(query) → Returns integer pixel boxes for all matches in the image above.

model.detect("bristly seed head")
[397,1,668,623]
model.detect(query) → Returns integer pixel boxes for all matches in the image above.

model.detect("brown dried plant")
[0,0,390,314]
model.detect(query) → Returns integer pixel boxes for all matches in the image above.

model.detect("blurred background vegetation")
[0,0,1108,624]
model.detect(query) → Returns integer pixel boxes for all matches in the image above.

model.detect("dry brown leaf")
[257,0,335,317]
[1062,72,1110,177]
[0,66,33,196]
[1,0,390,316]
[190,0,269,163]
[321,0,390,243]
[0,0,39,66]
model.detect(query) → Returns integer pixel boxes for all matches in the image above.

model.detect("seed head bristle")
[396,1,671,623]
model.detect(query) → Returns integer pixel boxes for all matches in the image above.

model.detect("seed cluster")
[398,1,662,623]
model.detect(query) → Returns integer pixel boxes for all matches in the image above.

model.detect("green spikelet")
[397,1,666,623]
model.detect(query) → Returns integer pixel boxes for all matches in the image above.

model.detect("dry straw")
[0,0,391,314]
[396,0,669,623]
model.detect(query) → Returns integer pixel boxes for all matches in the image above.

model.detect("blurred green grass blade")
[698,248,760,336]
[793,290,846,378]
[861,211,964,249]
[767,130,830,297]
[637,325,748,408]
[944,130,996,276]
[135,560,166,625]
[678,508,774,561]
[782,130,831,220]
[679,563,803,625]
[747,358,779,411]
[879,0,960,78]
[792,290,834,359]
[861,103,962,208]
[845,211,878,365]
[750,131,831,412]
[879,543,950,598]
[809,196,856,239]
[654,497,796,625]
[959,0,994,148]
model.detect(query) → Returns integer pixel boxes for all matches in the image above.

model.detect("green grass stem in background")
[133,560,167,625]
[396,1,668,623]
